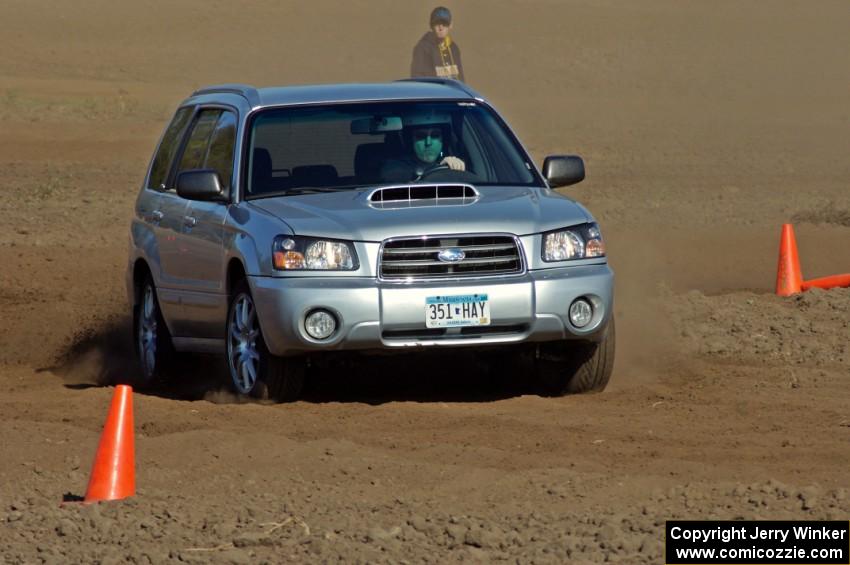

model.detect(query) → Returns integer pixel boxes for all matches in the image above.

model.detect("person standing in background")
[410,7,465,82]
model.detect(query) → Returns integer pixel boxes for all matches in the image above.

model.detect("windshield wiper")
[282,186,360,195]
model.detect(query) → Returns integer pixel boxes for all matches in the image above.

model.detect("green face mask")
[412,128,443,163]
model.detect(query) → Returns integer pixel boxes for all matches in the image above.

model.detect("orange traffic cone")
[83,385,135,502]
[802,273,850,291]
[775,224,803,296]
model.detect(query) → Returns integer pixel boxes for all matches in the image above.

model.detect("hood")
[249,186,591,242]
[418,31,439,45]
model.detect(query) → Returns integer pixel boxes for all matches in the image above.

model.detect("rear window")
[147,107,193,190]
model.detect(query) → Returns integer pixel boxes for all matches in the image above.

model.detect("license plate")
[425,294,490,328]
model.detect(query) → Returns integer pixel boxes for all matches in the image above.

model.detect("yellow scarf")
[436,36,459,79]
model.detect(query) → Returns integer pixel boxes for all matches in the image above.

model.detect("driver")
[379,117,466,183]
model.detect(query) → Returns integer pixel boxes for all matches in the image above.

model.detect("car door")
[142,106,193,322]
[170,108,236,338]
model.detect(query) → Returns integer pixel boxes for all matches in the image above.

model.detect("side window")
[202,111,237,191]
[147,107,193,190]
[175,109,222,176]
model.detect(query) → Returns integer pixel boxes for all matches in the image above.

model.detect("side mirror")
[176,169,226,201]
[542,155,585,188]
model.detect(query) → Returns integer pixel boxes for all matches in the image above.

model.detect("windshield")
[245,101,541,198]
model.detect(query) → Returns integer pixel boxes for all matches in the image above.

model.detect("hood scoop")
[369,183,479,209]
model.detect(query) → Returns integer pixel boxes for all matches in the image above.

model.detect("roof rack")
[191,84,260,106]
[395,78,481,99]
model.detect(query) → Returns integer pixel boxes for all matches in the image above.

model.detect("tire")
[226,279,305,402]
[133,275,175,387]
[535,318,616,396]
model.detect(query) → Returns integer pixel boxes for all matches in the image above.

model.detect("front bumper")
[250,264,614,356]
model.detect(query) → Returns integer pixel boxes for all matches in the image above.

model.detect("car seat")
[251,147,274,194]
[354,133,404,184]
[291,165,338,188]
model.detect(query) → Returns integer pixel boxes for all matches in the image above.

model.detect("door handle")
[183,215,197,228]
[150,210,164,222]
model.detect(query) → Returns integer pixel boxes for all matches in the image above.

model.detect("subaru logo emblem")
[437,248,465,263]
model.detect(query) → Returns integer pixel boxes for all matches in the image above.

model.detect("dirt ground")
[1,1,849,563]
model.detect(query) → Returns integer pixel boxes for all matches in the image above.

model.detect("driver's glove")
[440,156,466,171]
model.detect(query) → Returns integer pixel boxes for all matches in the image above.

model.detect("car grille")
[382,324,528,341]
[379,235,523,280]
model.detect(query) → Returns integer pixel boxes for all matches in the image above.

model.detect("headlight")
[542,223,606,262]
[272,236,358,271]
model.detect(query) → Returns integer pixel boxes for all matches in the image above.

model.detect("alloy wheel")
[138,284,158,379]
[227,292,261,394]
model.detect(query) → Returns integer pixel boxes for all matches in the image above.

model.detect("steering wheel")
[414,163,451,181]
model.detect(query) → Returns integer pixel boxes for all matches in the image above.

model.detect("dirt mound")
[671,288,850,370]
[793,206,850,227]
[2,1,850,563]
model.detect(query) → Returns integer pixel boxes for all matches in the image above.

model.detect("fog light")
[569,299,593,328]
[304,310,337,340]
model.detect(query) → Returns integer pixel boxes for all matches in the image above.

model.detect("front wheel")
[226,279,304,402]
[535,318,616,396]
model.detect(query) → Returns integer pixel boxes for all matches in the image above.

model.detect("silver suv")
[127,79,614,401]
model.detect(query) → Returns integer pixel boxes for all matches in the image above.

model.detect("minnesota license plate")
[425,294,490,328]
